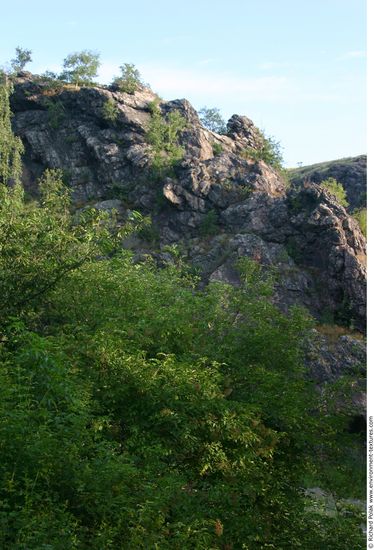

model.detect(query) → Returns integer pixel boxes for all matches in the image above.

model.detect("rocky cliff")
[288,155,367,212]
[11,73,366,334]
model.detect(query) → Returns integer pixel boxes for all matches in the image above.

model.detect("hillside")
[288,155,367,211]
[0,70,366,548]
[11,72,366,331]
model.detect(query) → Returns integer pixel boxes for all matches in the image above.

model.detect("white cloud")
[339,50,366,60]
[136,64,292,101]
[89,62,361,107]
[196,58,218,66]
[258,61,293,71]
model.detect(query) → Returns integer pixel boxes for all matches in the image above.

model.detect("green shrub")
[146,100,186,178]
[321,177,348,207]
[200,209,219,236]
[112,63,143,94]
[0,77,24,186]
[211,141,223,156]
[45,99,65,128]
[352,207,367,237]
[102,98,119,123]
[241,131,284,170]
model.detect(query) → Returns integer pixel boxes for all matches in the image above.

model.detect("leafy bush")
[102,98,119,123]
[0,168,137,322]
[241,131,284,170]
[352,207,367,237]
[45,98,65,128]
[211,141,223,156]
[112,63,143,94]
[0,192,365,548]
[321,177,348,207]
[200,209,219,236]
[0,76,24,185]
[146,100,186,178]
[198,106,227,134]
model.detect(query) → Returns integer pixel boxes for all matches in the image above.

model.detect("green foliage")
[221,179,252,198]
[200,209,219,237]
[287,193,304,214]
[40,70,66,93]
[211,141,223,156]
[352,207,367,238]
[146,100,186,178]
[10,46,32,73]
[198,106,227,134]
[242,130,284,170]
[60,50,100,86]
[45,98,66,128]
[112,63,143,94]
[0,168,137,323]
[321,177,348,207]
[102,98,119,123]
[0,88,366,548]
[0,77,24,185]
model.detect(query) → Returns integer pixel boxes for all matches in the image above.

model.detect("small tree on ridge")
[60,50,100,86]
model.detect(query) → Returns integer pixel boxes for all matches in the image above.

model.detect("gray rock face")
[10,73,366,387]
[288,155,367,212]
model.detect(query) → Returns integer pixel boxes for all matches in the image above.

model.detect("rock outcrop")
[288,155,367,212]
[10,73,367,397]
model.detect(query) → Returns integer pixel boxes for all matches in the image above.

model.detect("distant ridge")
[288,155,366,211]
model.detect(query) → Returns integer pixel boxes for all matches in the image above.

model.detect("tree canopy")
[198,106,227,134]
[112,63,143,94]
[60,50,101,86]
[10,46,32,73]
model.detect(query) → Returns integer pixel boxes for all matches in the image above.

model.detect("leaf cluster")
[198,106,227,134]
[321,177,348,208]
[10,46,32,73]
[242,131,284,170]
[60,50,101,86]
[146,100,186,178]
[352,207,367,238]
[111,63,143,94]
[102,98,120,124]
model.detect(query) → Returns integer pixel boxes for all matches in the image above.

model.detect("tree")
[112,63,143,94]
[60,50,100,86]
[10,47,32,73]
[198,106,227,134]
[321,177,348,207]
[0,170,126,322]
[0,75,24,185]
[242,130,284,170]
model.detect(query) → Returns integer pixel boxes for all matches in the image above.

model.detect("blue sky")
[1,0,366,166]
